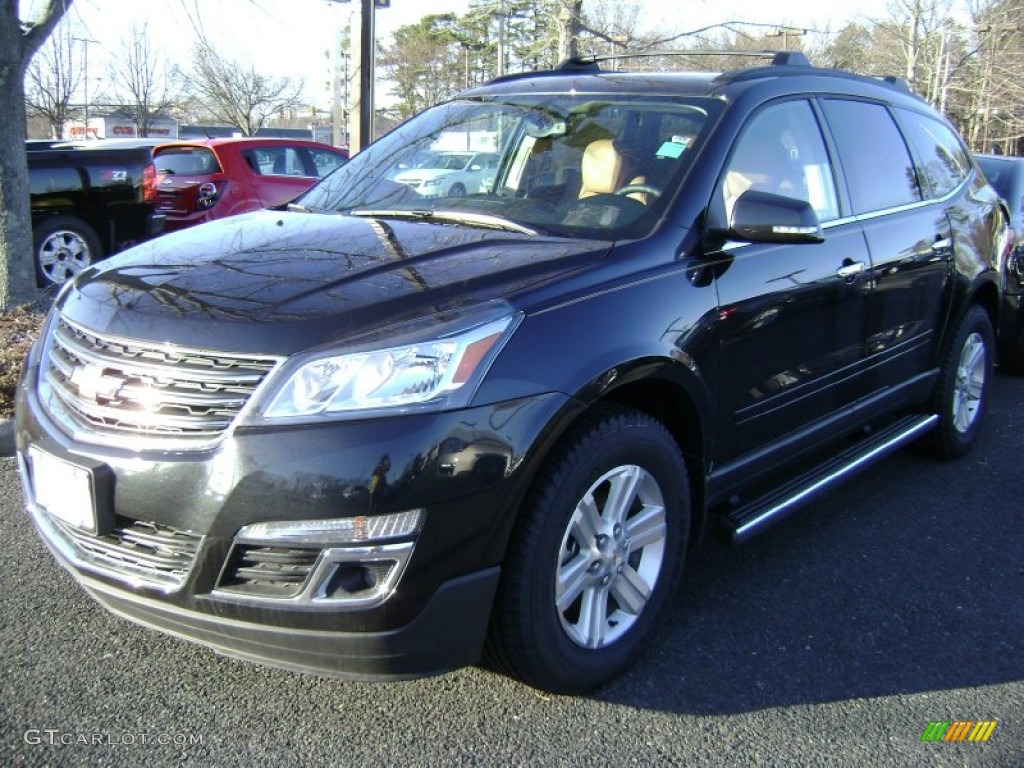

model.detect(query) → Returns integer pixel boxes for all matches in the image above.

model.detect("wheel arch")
[595,373,709,550]
[967,277,1000,339]
[505,360,712,556]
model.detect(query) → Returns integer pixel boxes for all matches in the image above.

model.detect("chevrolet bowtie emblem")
[69,364,123,401]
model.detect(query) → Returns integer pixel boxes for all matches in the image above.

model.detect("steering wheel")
[615,183,662,200]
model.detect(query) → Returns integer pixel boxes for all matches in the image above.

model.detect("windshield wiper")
[350,209,537,235]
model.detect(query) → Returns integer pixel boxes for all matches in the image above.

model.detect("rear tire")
[33,215,102,287]
[486,407,690,694]
[924,305,994,458]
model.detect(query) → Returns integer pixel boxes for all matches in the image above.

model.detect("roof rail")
[881,75,911,91]
[556,49,812,69]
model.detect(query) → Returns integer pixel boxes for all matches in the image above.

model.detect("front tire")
[925,305,994,458]
[486,407,690,694]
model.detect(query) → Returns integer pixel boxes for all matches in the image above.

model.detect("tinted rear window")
[895,108,970,199]
[154,147,221,176]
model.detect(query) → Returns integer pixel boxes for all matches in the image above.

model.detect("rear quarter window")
[895,108,970,199]
[309,148,347,178]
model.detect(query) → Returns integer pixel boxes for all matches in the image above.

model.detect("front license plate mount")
[27,443,115,535]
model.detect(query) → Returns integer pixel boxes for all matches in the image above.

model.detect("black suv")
[14,52,1008,693]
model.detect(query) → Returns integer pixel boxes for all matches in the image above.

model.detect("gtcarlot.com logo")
[920,721,998,742]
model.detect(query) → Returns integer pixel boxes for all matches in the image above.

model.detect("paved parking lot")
[2,376,1022,766]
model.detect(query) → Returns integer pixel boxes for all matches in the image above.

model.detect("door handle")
[836,260,867,280]
[931,237,952,252]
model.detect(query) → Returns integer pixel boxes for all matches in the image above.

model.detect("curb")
[0,417,13,458]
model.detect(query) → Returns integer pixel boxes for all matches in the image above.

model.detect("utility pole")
[494,0,508,78]
[359,0,375,148]
[460,42,483,90]
[72,37,97,139]
[766,26,806,51]
[327,0,383,152]
[330,30,343,147]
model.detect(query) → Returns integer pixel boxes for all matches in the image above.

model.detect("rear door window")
[820,100,922,214]
[251,147,308,176]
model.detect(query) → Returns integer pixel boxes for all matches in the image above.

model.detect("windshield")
[298,94,720,239]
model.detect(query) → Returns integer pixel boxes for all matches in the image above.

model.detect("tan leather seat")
[579,139,648,203]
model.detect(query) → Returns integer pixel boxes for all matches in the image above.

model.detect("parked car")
[152,137,348,230]
[15,52,1006,695]
[26,141,165,286]
[975,153,1024,371]
[392,150,499,196]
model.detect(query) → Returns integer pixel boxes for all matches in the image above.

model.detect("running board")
[721,414,939,545]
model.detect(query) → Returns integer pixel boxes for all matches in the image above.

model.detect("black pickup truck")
[27,141,166,286]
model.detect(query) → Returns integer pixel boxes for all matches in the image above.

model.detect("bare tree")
[108,23,182,136]
[962,0,1024,153]
[24,19,83,140]
[1,0,71,310]
[185,45,304,136]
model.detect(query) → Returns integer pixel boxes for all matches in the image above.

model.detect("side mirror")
[726,190,824,244]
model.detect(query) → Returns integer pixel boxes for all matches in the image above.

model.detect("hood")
[58,210,610,355]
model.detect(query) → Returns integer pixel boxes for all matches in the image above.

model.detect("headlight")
[423,178,442,187]
[259,315,515,421]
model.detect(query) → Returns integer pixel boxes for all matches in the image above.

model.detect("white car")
[392,151,499,197]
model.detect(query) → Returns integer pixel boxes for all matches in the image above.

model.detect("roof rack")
[556,49,812,70]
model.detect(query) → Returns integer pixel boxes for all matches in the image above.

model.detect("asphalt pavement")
[2,376,1022,767]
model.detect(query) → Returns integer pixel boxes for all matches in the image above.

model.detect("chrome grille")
[54,516,204,589]
[42,317,280,444]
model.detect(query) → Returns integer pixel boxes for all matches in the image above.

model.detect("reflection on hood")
[60,210,610,354]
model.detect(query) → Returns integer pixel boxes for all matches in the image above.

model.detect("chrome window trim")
[721,178,970,255]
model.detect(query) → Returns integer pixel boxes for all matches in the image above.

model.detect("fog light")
[216,511,425,609]
[236,509,423,546]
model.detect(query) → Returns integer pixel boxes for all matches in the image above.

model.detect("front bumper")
[31,490,499,679]
[15,366,568,678]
